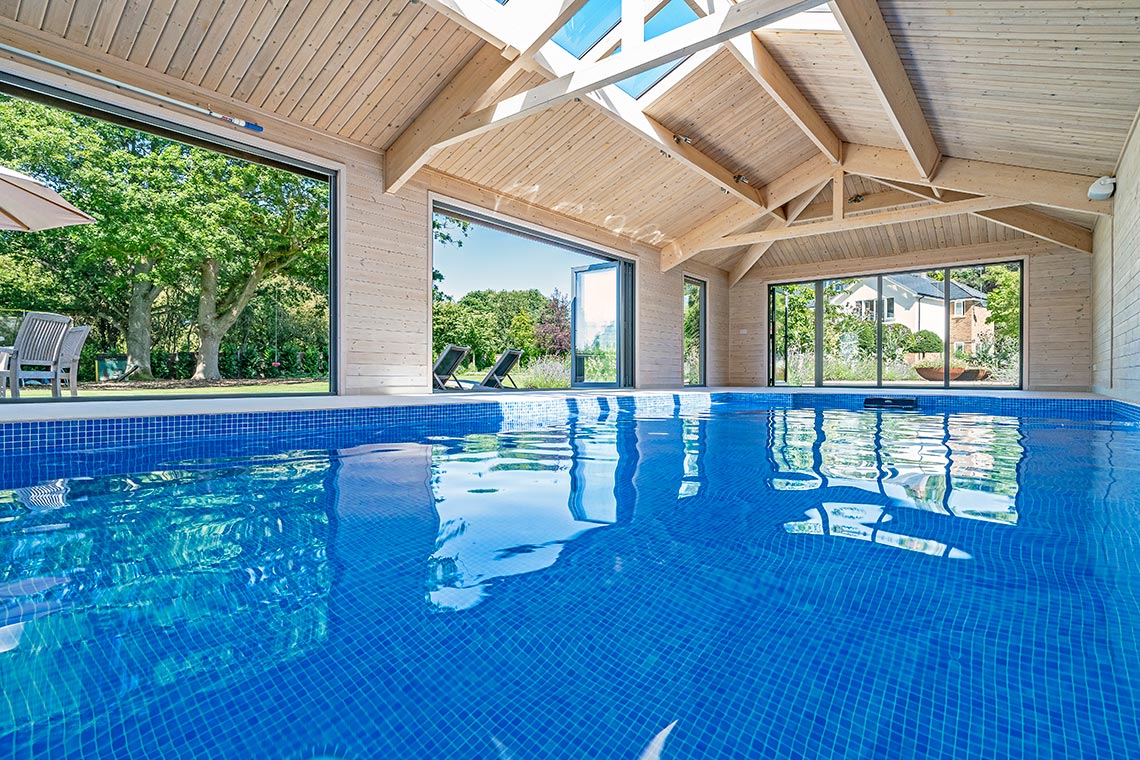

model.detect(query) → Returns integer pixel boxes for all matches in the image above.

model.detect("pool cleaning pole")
[0,43,264,133]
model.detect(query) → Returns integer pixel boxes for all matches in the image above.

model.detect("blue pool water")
[1,397,1139,758]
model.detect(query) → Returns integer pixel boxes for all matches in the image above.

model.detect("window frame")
[429,195,637,390]
[0,71,341,403]
[767,261,1024,391]
[682,275,707,387]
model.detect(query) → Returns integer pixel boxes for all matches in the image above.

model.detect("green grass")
[8,380,331,399]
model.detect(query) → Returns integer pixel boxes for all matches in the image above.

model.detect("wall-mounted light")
[1088,176,1116,201]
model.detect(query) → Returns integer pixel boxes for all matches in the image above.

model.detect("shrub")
[512,355,570,389]
[909,330,943,354]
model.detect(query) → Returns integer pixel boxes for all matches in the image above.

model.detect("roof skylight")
[616,0,700,98]
[552,0,621,59]
[549,0,835,100]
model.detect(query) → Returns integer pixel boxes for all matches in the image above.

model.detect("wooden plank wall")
[1091,117,1140,401]
[728,239,1093,391]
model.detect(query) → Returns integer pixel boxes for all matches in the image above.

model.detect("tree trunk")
[193,257,269,381]
[126,265,162,380]
[195,330,223,382]
[193,258,224,381]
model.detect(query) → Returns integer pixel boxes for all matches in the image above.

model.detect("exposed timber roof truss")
[389,0,1112,283]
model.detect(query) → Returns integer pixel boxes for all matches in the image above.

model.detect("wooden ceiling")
[3,0,485,148]
[0,0,1137,276]
[880,0,1140,177]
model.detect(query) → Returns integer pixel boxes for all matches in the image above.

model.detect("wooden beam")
[724,32,842,162]
[730,178,829,285]
[703,195,1021,252]
[752,238,1058,283]
[440,0,825,148]
[401,2,759,208]
[417,0,515,54]
[470,0,595,111]
[977,207,1094,255]
[384,45,516,194]
[830,0,940,180]
[842,143,1114,216]
[661,153,834,270]
[832,168,845,220]
[584,86,770,209]
[869,177,1094,254]
[795,188,926,222]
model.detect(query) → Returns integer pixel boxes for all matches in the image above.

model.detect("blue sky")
[433,218,597,299]
[551,0,698,97]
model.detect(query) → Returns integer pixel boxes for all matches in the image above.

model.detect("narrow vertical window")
[683,277,706,386]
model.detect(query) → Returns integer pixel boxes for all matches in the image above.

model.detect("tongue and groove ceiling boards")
[1,0,1138,281]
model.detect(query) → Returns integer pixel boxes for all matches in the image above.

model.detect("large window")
[769,263,1023,389]
[431,203,634,390]
[683,277,706,386]
[0,77,335,402]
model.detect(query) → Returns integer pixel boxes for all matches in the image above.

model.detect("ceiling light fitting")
[673,135,692,145]
[734,175,749,185]
[848,194,865,204]
[1088,176,1116,201]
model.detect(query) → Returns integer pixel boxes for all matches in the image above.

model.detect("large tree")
[186,157,328,381]
[0,97,202,378]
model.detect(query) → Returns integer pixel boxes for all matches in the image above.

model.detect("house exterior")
[833,273,993,355]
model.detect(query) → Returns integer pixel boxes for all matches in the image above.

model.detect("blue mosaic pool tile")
[3,395,1140,758]
[1,392,1137,464]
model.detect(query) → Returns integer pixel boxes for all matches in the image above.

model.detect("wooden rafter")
[723,32,842,162]
[830,0,940,180]
[385,44,515,194]
[470,0,595,111]
[867,178,1094,254]
[660,152,835,270]
[842,144,1113,217]
[407,0,781,212]
[437,0,825,149]
[794,188,924,222]
[730,178,829,285]
[699,195,1021,252]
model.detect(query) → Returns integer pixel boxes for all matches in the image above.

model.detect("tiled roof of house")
[885,273,987,303]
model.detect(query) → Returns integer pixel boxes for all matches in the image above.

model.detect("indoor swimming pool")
[1,394,1138,758]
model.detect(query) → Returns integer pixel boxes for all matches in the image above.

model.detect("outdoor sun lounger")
[432,344,471,390]
[465,349,523,390]
[0,311,73,399]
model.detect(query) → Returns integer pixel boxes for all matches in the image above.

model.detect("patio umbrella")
[0,165,95,232]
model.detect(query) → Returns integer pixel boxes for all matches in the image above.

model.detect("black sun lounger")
[432,344,471,390]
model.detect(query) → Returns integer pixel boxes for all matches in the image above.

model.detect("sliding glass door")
[769,283,816,386]
[823,277,878,386]
[572,262,621,387]
[769,263,1022,389]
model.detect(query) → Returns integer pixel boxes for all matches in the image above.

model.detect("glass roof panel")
[552,0,620,58]
[614,0,699,99]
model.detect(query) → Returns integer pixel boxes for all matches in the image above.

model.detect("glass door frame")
[571,261,628,389]
[683,276,707,387]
